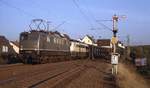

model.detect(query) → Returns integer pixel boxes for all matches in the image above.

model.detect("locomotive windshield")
[20,34,28,40]
[20,33,39,41]
[20,32,40,50]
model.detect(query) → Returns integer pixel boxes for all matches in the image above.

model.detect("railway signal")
[111,14,126,75]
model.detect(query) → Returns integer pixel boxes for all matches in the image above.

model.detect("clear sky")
[0,0,150,45]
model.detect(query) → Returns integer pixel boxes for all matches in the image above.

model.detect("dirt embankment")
[117,63,150,88]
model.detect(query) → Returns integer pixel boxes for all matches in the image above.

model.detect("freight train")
[19,30,111,64]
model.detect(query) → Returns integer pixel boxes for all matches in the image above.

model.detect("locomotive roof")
[21,30,70,39]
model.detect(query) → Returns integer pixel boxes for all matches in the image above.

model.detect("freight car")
[89,45,111,59]
[19,30,70,64]
[70,39,89,59]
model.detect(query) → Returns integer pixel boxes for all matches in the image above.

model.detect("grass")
[117,63,150,88]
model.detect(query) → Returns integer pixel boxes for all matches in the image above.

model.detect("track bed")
[0,59,117,88]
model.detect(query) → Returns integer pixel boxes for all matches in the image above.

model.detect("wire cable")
[52,21,66,30]
[72,0,94,29]
[81,0,112,32]
[0,0,36,18]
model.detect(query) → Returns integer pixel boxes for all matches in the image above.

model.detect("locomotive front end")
[19,31,41,63]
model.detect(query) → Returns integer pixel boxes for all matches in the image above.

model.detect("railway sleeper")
[32,66,86,88]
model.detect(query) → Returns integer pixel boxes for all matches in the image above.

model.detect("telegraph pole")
[126,35,131,60]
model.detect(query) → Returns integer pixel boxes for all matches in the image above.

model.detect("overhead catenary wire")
[72,0,94,29]
[95,21,112,31]
[1,0,112,33]
[0,0,68,32]
[24,0,68,32]
[52,21,67,30]
[0,0,36,18]
[80,0,112,32]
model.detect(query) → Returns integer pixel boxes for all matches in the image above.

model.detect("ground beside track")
[117,63,150,88]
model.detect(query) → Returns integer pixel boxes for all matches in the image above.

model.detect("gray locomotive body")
[19,30,70,64]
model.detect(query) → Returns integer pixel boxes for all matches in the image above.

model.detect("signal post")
[111,14,119,75]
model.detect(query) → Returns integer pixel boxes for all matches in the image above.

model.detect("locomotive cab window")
[21,34,28,40]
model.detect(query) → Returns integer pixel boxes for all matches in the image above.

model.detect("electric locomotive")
[19,30,70,64]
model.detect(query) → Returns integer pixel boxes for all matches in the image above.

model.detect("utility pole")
[126,35,131,60]
[127,35,130,46]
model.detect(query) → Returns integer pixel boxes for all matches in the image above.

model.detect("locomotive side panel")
[43,34,70,54]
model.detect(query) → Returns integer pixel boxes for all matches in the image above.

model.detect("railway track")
[0,63,24,69]
[29,65,86,88]
[0,59,118,88]
[0,60,87,88]
[32,60,117,88]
